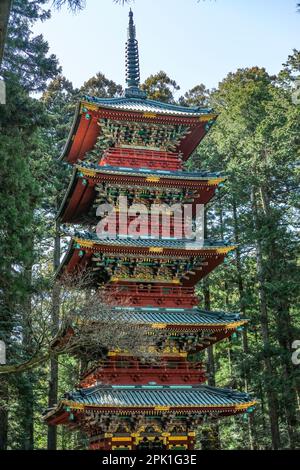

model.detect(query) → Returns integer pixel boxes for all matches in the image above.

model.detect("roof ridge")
[77,161,226,179]
[68,382,252,400]
[74,230,233,247]
[82,94,214,115]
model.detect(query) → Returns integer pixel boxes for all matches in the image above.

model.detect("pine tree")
[0,0,59,449]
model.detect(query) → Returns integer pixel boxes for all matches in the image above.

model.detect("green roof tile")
[61,383,253,408]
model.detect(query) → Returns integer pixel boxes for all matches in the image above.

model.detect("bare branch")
[51,0,132,13]
[0,268,162,375]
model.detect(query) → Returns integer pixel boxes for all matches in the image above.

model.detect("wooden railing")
[105,285,196,297]
[100,147,182,171]
[98,361,204,371]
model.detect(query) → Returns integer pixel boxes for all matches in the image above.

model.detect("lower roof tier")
[87,307,246,353]
[58,163,225,223]
[58,234,235,287]
[54,307,246,357]
[112,306,245,330]
[43,383,256,425]
[52,304,246,358]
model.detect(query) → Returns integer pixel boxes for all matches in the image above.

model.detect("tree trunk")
[0,380,8,450]
[0,298,13,450]
[203,208,216,387]
[259,186,298,449]
[203,277,216,387]
[232,199,256,449]
[18,237,35,450]
[47,221,61,450]
[202,207,220,450]
[251,188,281,450]
[19,373,34,450]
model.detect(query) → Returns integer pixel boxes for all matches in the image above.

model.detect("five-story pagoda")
[44,11,255,450]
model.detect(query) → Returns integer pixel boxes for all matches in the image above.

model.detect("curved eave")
[77,164,226,182]
[54,399,256,413]
[56,236,236,287]
[57,165,225,223]
[83,95,213,117]
[60,100,218,164]
[98,318,246,352]
[111,307,247,331]
[72,235,236,254]
[56,167,78,220]
[60,102,82,162]
[54,238,75,280]
[43,384,256,424]
[45,400,256,425]
[111,314,247,351]
[132,320,246,331]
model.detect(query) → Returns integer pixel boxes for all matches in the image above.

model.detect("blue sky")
[33,0,300,96]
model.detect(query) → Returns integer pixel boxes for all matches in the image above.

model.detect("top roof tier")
[82,95,214,118]
[61,11,217,165]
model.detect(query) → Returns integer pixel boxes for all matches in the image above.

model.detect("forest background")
[0,0,299,450]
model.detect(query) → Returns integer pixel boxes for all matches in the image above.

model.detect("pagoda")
[44,11,255,450]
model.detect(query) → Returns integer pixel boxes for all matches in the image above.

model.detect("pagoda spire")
[125,9,146,99]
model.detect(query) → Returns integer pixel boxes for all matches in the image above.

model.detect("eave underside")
[57,236,234,287]
[60,102,217,164]
[57,165,223,223]
[44,384,255,426]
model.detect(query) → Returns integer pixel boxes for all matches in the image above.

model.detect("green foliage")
[2,0,60,92]
[0,0,299,449]
[191,63,300,449]
[0,0,60,451]
[179,84,210,107]
[141,71,180,103]
[81,72,123,98]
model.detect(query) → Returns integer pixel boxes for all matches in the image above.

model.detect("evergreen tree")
[0,0,60,449]
[141,71,180,103]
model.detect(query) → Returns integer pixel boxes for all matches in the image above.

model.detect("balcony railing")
[100,147,182,171]
[82,360,205,378]
[105,285,197,297]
